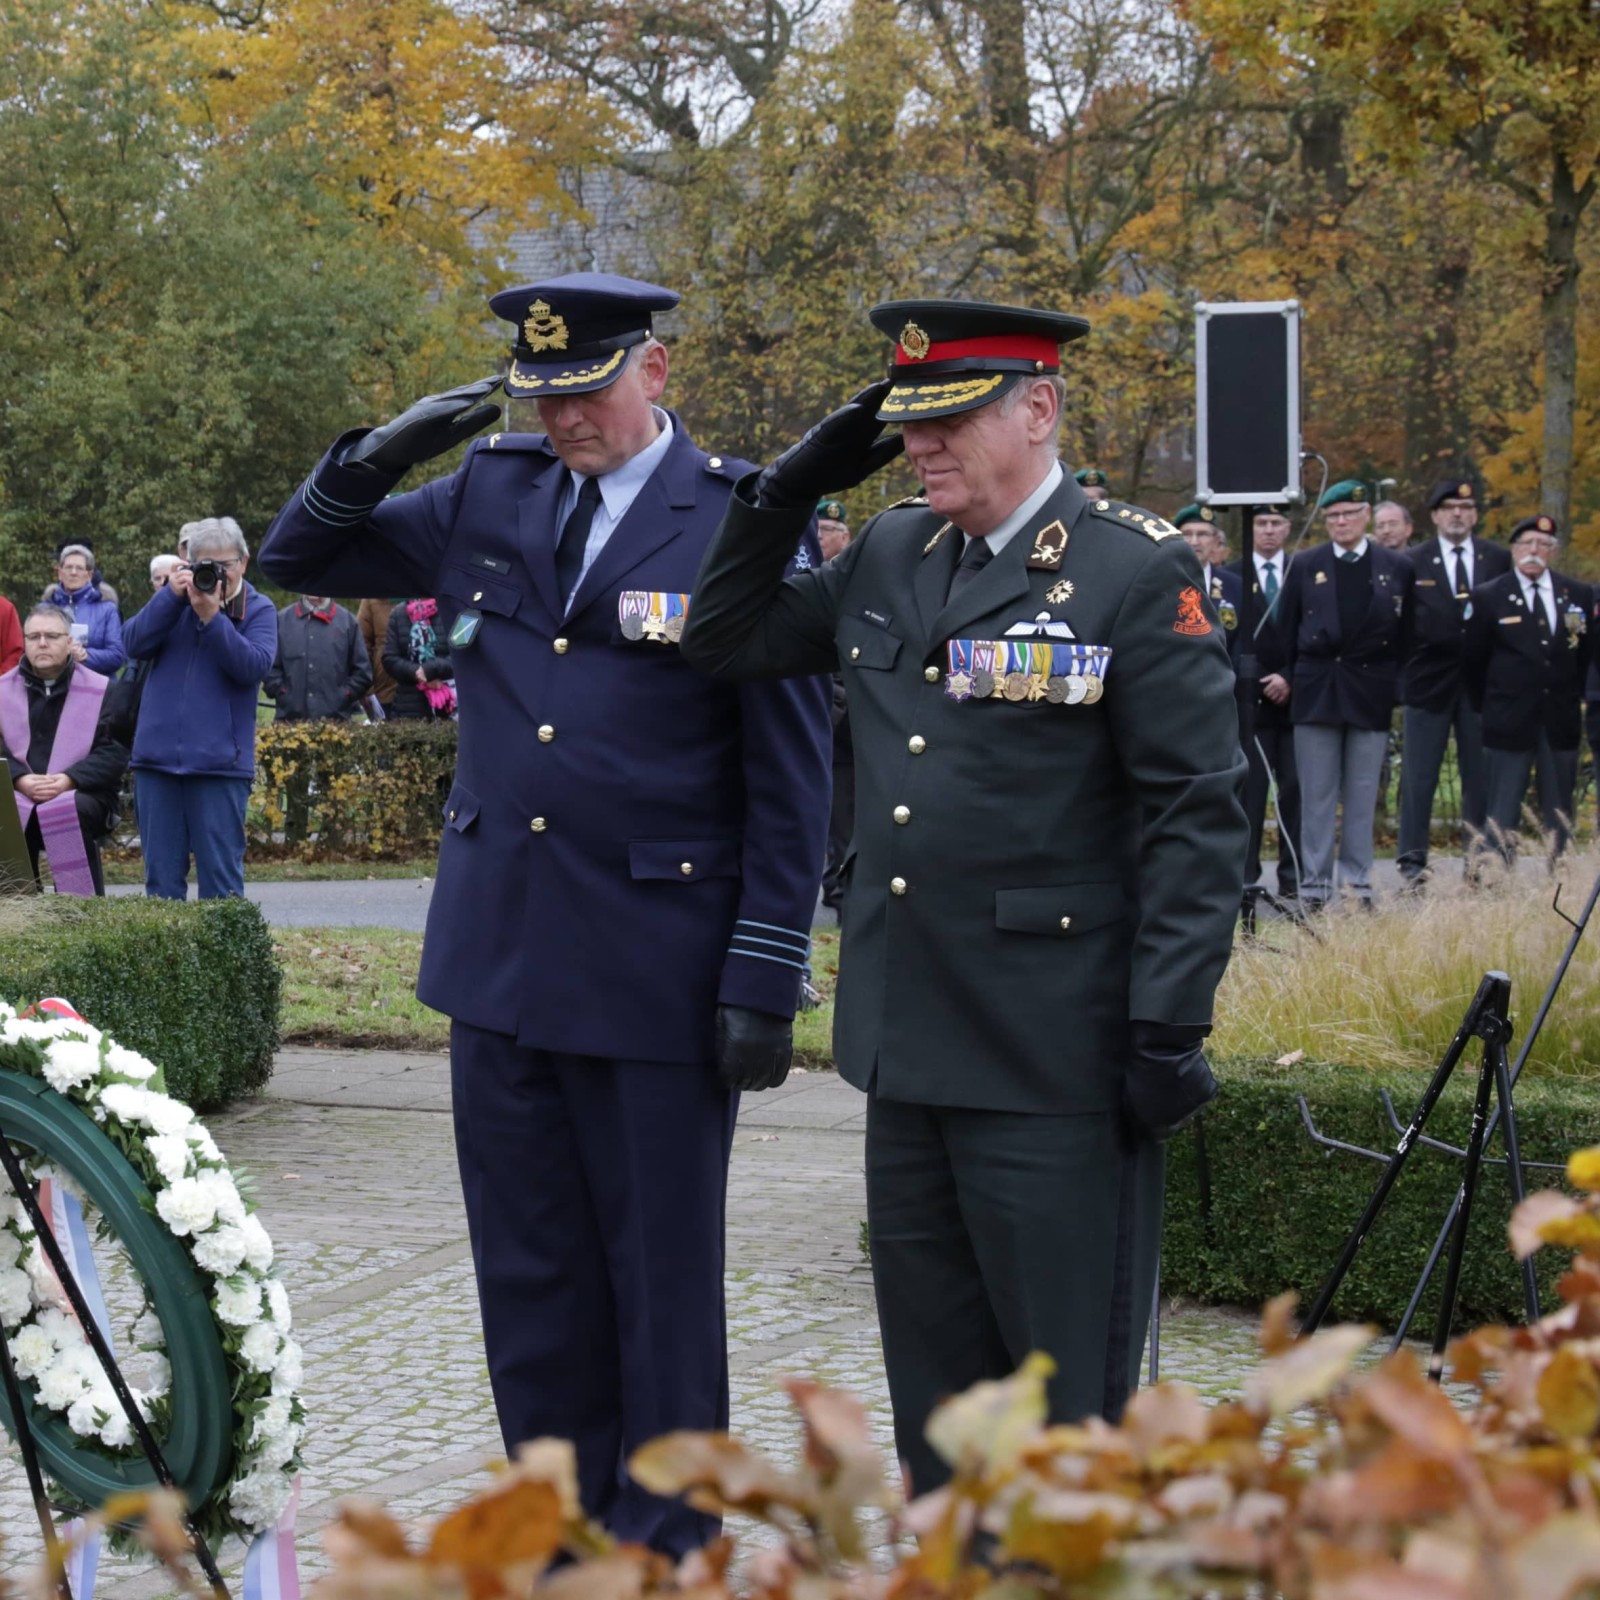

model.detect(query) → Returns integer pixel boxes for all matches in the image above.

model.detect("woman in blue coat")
[46,545,125,675]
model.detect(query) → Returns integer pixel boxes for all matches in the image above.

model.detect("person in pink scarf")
[382,597,456,719]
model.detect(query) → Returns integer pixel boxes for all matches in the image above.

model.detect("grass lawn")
[105,856,437,885]
[276,923,843,1062]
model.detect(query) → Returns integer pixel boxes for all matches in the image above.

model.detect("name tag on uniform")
[1415,579,1436,587]
[450,609,482,648]
[1499,614,1523,625]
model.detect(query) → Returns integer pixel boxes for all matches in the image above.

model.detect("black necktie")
[946,535,993,602]
[1338,549,1360,564]
[1452,546,1468,604]
[555,475,603,605]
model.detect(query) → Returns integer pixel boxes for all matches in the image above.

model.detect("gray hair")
[150,552,180,579]
[1374,499,1413,525]
[182,516,247,561]
[56,544,94,567]
[26,604,74,633]
[993,375,1067,457]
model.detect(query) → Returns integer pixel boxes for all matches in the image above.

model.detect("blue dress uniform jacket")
[259,418,832,1058]
[1279,542,1414,730]
[1400,537,1511,711]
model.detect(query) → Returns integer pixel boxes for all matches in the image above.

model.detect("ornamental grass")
[1213,842,1600,1078]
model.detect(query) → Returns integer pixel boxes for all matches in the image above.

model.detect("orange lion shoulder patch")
[1173,585,1212,636]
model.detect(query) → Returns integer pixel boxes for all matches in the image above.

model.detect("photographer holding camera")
[121,516,277,899]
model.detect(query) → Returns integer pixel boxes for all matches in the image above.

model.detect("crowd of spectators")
[0,522,453,900]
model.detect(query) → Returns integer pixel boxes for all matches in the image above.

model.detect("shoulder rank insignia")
[1027,519,1069,570]
[922,521,953,555]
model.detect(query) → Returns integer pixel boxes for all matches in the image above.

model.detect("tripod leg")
[1493,1038,1540,1323]
[1428,1040,1499,1381]
[0,1320,73,1600]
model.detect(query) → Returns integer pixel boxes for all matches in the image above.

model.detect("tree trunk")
[1540,149,1583,529]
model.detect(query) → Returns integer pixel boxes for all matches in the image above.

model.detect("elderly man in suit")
[682,297,1248,1495]
[1395,477,1510,885]
[1277,480,1414,909]
[1465,515,1593,862]
[260,273,831,1555]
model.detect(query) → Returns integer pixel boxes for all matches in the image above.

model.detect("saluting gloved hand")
[1124,1021,1219,1142]
[339,376,504,475]
[715,1005,794,1092]
[755,380,906,509]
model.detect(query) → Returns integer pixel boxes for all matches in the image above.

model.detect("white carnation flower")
[229,1468,291,1529]
[145,1133,193,1188]
[251,1394,293,1444]
[144,1352,171,1398]
[9,1325,54,1380]
[42,1039,101,1095]
[195,1169,245,1227]
[214,1281,264,1328]
[155,1178,217,1238]
[37,1362,89,1410]
[270,1337,303,1393]
[131,1308,164,1350]
[143,1095,195,1137]
[67,1395,106,1437]
[100,1409,134,1449]
[192,1226,249,1278]
[37,1307,77,1346]
[186,1126,222,1162]
[238,1214,273,1272]
[97,1083,153,1125]
[240,1323,280,1374]
[251,1422,301,1470]
[0,1266,32,1325]
[264,1279,291,1332]
[104,1044,157,1081]
[0,1016,66,1045]
[0,1229,22,1268]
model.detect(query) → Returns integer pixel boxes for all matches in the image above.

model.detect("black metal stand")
[0,1127,230,1598]
[1297,971,1533,1377]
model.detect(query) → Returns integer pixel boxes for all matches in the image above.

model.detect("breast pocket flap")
[629,838,742,881]
[444,784,480,833]
[995,883,1128,936]
[439,563,522,618]
[838,614,903,671]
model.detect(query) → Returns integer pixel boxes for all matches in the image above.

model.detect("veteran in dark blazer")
[1395,478,1510,884]
[1226,506,1300,900]
[1277,480,1414,908]
[681,299,1248,1496]
[1464,515,1592,861]
[259,274,831,1556]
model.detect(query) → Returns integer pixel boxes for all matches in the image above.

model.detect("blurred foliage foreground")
[28,1154,1600,1600]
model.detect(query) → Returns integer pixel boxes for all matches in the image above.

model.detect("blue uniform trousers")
[448,1022,736,1555]
[134,771,250,900]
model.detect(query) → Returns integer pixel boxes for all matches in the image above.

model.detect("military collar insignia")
[523,299,569,353]
[899,321,931,361]
[922,521,953,555]
[1045,578,1073,604]
[1027,519,1069,569]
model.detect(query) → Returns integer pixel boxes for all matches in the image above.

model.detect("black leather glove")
[754,381,906,509]
[714,1005,794,1092]
[1124,1022,1218,1142]
[338,376,504,475]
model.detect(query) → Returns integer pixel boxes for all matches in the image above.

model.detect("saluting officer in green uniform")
[681,299,1248,1492]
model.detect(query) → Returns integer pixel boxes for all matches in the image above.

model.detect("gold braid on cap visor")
[878,374,1007,414]
[505,346,628,393]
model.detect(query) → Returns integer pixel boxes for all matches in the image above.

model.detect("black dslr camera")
[189,560,226,594]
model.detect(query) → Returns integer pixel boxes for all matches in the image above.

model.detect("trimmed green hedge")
[0,898,281,1110]
[1166,1057,1595,1335]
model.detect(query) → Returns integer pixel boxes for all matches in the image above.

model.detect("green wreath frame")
[0,1068,233,1509]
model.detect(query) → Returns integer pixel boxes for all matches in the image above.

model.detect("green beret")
[815,499,847,521]
[1320,479,1368,510]
[1074,468,1109,490]
[1174,503,1217,529]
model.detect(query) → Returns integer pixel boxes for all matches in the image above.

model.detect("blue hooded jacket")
[121,581,277,778]
[44,582,125,675]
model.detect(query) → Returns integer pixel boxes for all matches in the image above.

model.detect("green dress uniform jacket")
[681,472,1249,1116]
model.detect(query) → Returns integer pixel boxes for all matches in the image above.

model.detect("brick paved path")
[0,1053,1264,1595]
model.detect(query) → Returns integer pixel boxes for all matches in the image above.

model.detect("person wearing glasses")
[43,543,125,676]
[0,604,131,895]
[1277,480,1415,909]
[120,516,277,899]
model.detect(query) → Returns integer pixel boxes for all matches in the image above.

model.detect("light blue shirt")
[962,461,1064,559]
[554,407,675,612]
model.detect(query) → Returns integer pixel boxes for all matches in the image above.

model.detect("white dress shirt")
[962,462,1065,558]
[1520,572,1556,632]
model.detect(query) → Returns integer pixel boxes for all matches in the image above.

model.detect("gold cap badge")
[523,299,569,353]
[899,322,931,361]
[1458,482,1472,497]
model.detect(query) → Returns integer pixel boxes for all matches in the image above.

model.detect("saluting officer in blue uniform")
[259,274,831,1555]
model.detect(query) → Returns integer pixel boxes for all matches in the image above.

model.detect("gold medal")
[1003,674,1030,702]
[1026,674,1049,701]
[1081,674,1104,704]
